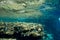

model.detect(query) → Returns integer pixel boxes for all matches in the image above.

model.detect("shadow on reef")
[13,32,42,40]
[0,32,43,40]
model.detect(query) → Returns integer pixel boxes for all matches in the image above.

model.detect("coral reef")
[0,22,44,36]
[0,0,45,18]
[0,22,53,40]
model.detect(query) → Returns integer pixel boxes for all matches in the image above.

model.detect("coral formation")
[0,22,53,40]
[0,22,44,37]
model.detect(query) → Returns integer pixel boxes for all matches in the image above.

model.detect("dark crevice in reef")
[13,32,43,40]
[0,32,43,40]
[0,32,13,38]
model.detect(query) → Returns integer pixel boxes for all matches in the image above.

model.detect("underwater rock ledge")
[0,22,53,40]
[0,22,43,40]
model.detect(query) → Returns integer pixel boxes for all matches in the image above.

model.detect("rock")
[0,22,44,38]
[0,0,44,18]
